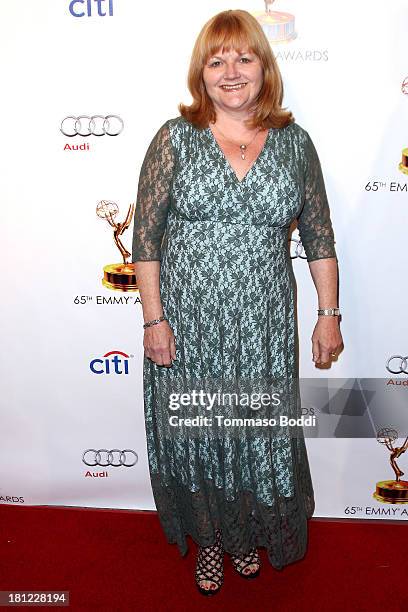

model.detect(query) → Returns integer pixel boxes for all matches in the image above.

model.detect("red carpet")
[0,505,407,611]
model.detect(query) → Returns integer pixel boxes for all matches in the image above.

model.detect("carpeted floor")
[0,505,407,611]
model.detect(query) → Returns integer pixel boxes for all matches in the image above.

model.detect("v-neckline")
[206,125,272,185]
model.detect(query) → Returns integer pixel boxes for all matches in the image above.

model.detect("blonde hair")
[178,9,294,130]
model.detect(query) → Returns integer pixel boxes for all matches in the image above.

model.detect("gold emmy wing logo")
[399,148,408,175]
[96,200,138,292]
[373,428,408,504]
[252,0,297,44]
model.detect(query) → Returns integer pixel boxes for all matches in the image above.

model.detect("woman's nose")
[224,63,240,79]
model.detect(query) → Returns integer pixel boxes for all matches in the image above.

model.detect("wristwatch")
[317,308,341,316]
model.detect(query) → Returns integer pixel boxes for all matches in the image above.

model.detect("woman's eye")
[208,57,251,67]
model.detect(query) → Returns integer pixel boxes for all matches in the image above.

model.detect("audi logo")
[82,449,138,467]
[61,115,124,137]
[289,238,307,259]
[386,355,408,374]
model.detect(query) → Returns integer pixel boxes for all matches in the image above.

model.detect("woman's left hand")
[311,317,343,365]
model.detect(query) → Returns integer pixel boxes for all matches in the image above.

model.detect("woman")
[132,9,343,596]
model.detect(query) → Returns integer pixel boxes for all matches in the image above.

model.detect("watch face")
[318,309,340,315]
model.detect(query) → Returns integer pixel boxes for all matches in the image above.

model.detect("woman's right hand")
[143,320,176,367]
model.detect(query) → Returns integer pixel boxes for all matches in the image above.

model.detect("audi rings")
[386,355,408,375]
[61,115,124,137]
[82,449,138,467]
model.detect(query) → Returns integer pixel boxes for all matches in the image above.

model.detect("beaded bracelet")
[143,316,167,329]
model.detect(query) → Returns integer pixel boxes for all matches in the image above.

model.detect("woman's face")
[202,46,264,116]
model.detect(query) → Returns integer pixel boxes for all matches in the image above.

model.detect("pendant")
[240,144,246,160]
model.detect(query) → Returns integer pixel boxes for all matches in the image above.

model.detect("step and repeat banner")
[1,0,408,520]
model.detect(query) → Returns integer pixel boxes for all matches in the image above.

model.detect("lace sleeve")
[297,131,337,262]
[131,121,175,261]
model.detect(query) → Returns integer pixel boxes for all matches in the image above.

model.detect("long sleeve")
[297,130,337,262]
[131,121,175,261]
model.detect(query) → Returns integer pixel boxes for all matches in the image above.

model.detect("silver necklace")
[212,123,263,160]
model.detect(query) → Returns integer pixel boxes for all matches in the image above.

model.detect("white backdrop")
[1,0,408,520]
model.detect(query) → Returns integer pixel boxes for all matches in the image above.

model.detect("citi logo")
[69,0,113,17]
[90,350,133,375]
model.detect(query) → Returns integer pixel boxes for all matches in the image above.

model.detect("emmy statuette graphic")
[373,428,408,504]
[96,200,138,291]
[398,148,408,175]
[253,0,297,44]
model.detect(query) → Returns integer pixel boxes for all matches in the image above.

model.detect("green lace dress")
[131,115,337,570]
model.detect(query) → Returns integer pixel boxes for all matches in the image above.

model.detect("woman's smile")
[219,82,248,91]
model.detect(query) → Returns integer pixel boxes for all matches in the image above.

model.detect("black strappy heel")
[231,547,261,579]
[195,529,224,596]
